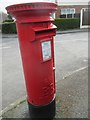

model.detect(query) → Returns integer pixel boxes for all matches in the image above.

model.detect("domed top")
[6,2,57,23]
[6,2,57,13]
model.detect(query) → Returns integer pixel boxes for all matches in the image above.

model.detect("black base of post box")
[28,98,56,119]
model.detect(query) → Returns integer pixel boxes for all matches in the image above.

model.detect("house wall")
[56,5,88,18]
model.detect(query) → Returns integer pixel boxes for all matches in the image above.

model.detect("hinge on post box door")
[53,67,55,71]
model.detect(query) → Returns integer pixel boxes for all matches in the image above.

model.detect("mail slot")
[6,2,57,119]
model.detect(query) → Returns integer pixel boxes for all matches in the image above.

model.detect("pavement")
[1,67,88,119]
[0,28,89,119]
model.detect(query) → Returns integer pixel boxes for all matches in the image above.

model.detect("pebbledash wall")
[56,5,88,18]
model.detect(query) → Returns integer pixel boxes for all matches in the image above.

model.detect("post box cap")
[6,2,57,13]
[6,2,57,23]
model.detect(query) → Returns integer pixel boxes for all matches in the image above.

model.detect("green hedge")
[54,18,80,30]
[1,22,17,34]
[1,18,80,34]
[3,19,14,23]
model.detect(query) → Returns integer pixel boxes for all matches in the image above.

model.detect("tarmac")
[0,67,88,119]
[0,28,89,119]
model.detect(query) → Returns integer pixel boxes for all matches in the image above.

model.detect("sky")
[0,0,89,13]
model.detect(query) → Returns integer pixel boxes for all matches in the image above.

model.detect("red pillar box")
[6,2,57,119]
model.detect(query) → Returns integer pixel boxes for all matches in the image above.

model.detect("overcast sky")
[0,0,89,13]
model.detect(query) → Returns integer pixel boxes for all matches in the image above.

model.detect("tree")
[7,14,12,20]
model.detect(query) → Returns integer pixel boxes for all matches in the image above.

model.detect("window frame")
[61,8,75,18]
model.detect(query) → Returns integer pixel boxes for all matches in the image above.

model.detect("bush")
[1,22,17,34]
[3,19,14,23]
[54,18,80,30]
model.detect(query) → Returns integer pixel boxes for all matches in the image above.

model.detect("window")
[61,8,75,18]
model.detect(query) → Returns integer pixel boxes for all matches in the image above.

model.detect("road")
[55,32,88,81]
[1,32,88,109]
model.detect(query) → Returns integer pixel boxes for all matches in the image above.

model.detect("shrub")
[1,22,17,34]
[54,18,80,30]
[3,19,14,23]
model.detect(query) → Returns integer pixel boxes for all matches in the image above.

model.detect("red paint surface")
[6,2,57,106]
